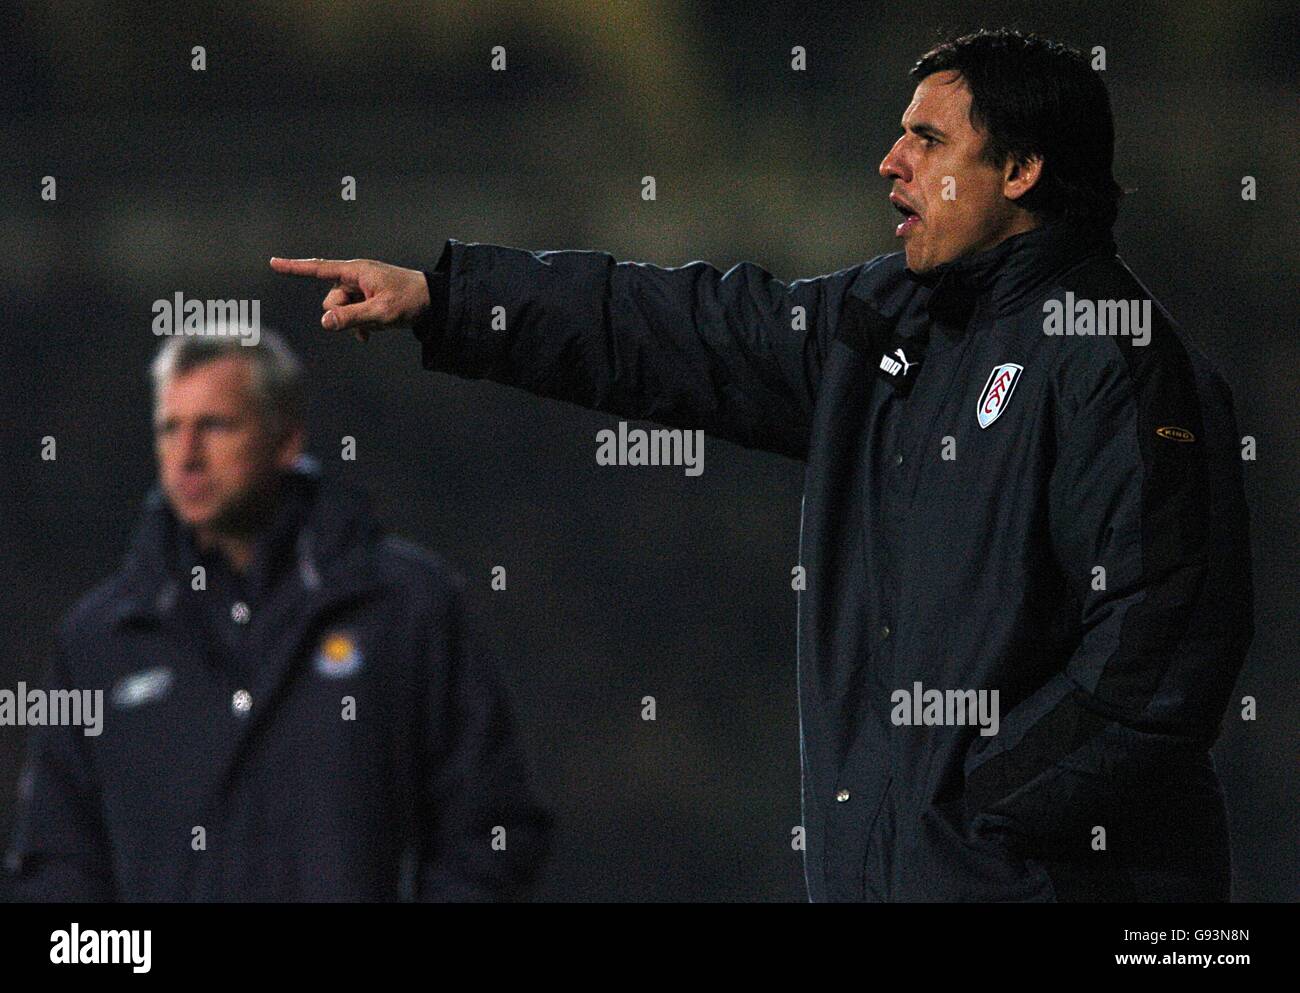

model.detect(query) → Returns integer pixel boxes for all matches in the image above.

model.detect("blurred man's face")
[878,70,1038,273]
[154,356,300,532]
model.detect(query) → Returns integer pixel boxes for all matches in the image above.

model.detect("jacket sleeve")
[5,646,115,902]
[961,337,1254,852]
[413,238,866,461]
[415,573,553,901]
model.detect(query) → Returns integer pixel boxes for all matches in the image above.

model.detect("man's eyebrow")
[904,121,948,141]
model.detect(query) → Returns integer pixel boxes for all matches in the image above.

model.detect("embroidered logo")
[879,347,916,378]
[976,363,1024,429]
[111,667,174,709]
[313,631,363,679]
[1156,426,1195,442]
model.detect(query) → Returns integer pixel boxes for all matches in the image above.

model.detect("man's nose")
[179,427,205,465]
[879,138,910,182]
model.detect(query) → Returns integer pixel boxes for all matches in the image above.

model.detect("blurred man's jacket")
[6,458,551,901]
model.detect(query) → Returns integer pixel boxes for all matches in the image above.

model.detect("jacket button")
[231,689,253,715]
[881,624,891,638]
[835,788,851,802]
[894,452,904,466]
[231,601,251,624]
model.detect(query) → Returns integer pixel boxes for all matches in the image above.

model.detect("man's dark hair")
[912,28,1124,231]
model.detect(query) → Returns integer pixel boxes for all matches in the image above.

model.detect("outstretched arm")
[271,242,868,460]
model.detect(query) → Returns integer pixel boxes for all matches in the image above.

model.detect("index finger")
[269,257,349,280]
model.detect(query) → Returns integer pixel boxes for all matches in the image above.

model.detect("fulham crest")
[976,363,1024,429]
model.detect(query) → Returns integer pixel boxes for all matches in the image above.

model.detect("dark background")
[2,1,1295,901]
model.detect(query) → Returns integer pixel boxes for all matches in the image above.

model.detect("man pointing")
[272,29,1253,902]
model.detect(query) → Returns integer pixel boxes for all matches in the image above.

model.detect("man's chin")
[172,503,221,530]
[166,492,230,530]
[904,241,961,277]
[903,249,933,275]
[171,489,277,536]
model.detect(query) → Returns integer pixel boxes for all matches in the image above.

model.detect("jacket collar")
[906,221,1117,336]
[114,455,383,625]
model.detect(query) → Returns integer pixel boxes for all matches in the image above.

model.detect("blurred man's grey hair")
[150,329,306,438]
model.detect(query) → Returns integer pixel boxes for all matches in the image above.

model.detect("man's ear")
[1003,153,1044,203]
[274,423,306,469]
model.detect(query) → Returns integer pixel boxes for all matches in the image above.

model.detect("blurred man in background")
[5,331,551,901]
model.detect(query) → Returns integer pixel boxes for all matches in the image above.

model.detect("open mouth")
[892,197,922,237]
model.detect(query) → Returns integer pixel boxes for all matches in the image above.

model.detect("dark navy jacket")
[411,222,1253,901]
[6,460,552,901]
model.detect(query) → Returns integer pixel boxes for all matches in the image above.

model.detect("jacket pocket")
[861,777,895,902]
[894,798,1057,902]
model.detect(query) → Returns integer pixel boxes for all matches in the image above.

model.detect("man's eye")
[921,136,938,147]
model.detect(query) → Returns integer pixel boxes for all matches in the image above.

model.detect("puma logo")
[879,347,918,379]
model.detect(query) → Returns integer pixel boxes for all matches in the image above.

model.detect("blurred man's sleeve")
[416,573,553,902]
[961,344,1253,850]
[411,238,868,461]
[5,645,115,902]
